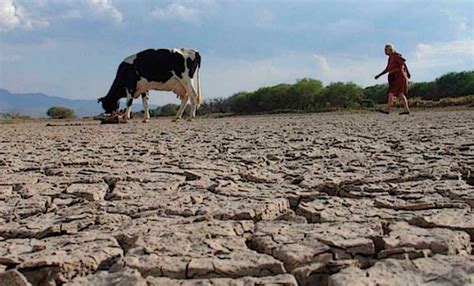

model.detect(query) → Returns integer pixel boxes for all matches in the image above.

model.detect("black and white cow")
[98,48,202,122]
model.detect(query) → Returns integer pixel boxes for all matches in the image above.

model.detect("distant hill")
[0,89,156,117]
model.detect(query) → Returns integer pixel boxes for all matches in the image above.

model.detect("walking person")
[375,43,411,115]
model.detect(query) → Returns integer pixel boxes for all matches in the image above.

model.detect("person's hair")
[385,43,397,53]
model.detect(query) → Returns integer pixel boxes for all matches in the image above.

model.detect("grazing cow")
[98,48,202,122]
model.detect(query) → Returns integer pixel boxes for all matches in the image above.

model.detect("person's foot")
[399,111,410,115]
[377,109,390,114]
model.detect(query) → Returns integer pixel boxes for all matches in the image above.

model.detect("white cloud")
[0,0,48,30]
[60,9,82,20]
[415,40,473,60]
[87,0,122,23]
[152,3,197,20]
[442,9,469,32]
[313,54,330,72]
[413,40,474,69]
[0,0,123,31]
[151,0,216,22]
[0,0,20,29]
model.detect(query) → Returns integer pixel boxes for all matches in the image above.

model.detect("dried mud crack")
[0,111,473,285]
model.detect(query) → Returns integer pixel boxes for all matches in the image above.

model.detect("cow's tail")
[195,52,202,108]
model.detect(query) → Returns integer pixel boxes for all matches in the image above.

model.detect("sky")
[0,0,473,106]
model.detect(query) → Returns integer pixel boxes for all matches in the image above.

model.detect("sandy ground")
[0,110,473,285]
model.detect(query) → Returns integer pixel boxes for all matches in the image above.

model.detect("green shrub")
[155,104,180,116]
[46,106,75,119]
[360,98,375,108]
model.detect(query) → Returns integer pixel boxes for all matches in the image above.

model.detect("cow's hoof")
[172,118,180,123]
[187,118,194,122]
[142,119,150,123]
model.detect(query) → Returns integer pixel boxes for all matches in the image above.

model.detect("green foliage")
[198,98,232,115]
[363,84,388,104]
[148,108,157,117]
[288,78,324,110]
[359,98,375,108]
[248,84,291,112]
[227,92,253,114]
[433,71,474,100]
[322,82,363,109]
[46,106,75,119]
[155,103,179,116]
[222,79,324,114]
[409,81,435,100]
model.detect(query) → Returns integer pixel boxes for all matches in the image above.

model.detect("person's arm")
[375,68,387,79]
[404,63,411,79]
[375,56,394,79]
[375,55,405,79]
[375,67,403,79]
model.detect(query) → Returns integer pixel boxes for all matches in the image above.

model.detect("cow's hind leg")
[173,94,188,122]
[183,83,198,121]
[141,92,150,123]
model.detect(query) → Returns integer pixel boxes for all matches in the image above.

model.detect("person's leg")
[385,92,394,112]
[377,93,393,114]
[399,93,411,114]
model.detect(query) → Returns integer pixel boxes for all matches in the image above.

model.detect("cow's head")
[97,96,121,114]
[98,62,135,113]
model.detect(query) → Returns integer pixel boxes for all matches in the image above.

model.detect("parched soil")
[1,110,473,286]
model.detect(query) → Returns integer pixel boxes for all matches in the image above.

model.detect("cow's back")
[131,49,186,83]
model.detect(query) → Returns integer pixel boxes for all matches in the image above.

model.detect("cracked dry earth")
[0,110,473,286]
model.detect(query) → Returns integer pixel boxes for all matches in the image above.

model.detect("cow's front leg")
[141,92,150,123]
[124,93,134,120]
[173,94,188,122]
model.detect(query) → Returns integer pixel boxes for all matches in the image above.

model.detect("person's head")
[384,43,396,55]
